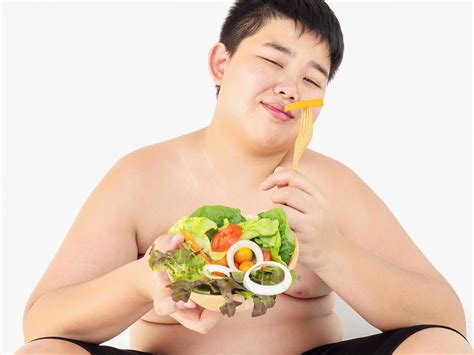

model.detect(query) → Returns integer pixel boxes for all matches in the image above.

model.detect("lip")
[261,102,294,122]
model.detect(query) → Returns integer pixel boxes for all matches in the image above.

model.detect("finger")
[196,308,222,332]
[271,166,289,189]
[171,308,222,334]
[154,268,173,287]
[150,233,184,254]
[273,203,304,233]
[153,295,196,315]
[176,300,197,310]
[153,294,181,315]
[261,168,323,199]
[271,186,313,213]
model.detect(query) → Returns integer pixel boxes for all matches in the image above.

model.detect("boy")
[17,1,471,354]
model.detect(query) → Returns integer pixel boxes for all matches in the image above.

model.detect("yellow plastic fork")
[284,98,324,170]
[284,98,323,112]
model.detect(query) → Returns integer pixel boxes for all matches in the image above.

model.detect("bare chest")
[135,175,278,255]
[134,150,335,255]
[128,148,343,352]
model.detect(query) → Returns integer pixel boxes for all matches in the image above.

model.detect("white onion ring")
[243,261,292,296]
[203,264,232,279]
[226,240,264,272]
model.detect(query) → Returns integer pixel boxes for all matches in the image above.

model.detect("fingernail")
[274,166,284,172]
[172,235,183,243]
[260,181,268,189]
[184,301,195,308]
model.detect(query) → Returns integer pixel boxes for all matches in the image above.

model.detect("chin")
[243,122,290,153]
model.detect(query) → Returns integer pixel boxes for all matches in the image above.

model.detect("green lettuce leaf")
[189,205,246,227]
[217,218,230,231]
[258,207,296,265]
[239,218,280,240]
[168,216,217,254]
[239,217,284,264]
[207,250,227,261]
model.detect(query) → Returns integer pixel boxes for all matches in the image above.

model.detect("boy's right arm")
[23,151,153,344]
[23,233,189,344]
[24,253,153,343]
[23,151,222,344]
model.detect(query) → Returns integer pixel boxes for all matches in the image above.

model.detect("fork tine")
[292,107,315,170]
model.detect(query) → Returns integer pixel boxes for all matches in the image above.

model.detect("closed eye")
[304,78,321,88]
[261,57,283,68]
[260,57,321,88]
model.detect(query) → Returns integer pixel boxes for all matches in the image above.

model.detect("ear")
[208,42,229,86]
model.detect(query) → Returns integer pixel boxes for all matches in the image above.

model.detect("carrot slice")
[179,228,211,264]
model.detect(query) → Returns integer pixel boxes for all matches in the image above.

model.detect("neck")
[196,119,293,189]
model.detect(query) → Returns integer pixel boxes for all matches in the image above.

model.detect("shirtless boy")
[16,1,471,354]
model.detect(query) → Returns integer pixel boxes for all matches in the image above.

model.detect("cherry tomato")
[238,260,254,272]
[211,224,242,252]
[234,248,253,264]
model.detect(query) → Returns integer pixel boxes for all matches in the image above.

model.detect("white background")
[1,1,472,353]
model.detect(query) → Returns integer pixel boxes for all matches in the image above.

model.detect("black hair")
[215,0,344,98]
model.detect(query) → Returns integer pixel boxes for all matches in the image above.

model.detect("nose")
[274,84,299,102]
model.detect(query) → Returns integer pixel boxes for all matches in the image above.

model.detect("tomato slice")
[211,224,242,252]
[262,249,271,261]
[262,249,271,269]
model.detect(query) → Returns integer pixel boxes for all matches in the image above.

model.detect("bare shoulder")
[122,130,197,177]
[304,149,357,177]
[301,149,354,197]
[121,139,178,171]
[303,148,385,212]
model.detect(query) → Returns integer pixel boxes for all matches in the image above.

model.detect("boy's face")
[210,17,331,152]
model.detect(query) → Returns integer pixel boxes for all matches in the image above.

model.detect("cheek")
[222,61,273,119]
[242,61,274,95]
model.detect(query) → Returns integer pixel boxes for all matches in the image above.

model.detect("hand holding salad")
[143,233,222,334]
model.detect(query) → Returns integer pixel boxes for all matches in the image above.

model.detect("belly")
[129,293,343,355]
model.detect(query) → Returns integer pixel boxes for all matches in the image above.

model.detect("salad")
[148,205,299,317]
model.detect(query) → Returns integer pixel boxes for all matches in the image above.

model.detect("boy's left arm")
[262,165,467,337]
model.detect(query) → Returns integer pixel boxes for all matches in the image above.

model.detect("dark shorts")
[29,323,469,355]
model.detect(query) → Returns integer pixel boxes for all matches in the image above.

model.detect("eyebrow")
[262,41,329,80]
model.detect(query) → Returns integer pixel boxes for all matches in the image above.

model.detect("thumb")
[150,233,184,254]
[146,234,183,282]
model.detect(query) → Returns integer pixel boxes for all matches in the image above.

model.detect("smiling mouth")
[261,103,294,122]
[262,103,294,118]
